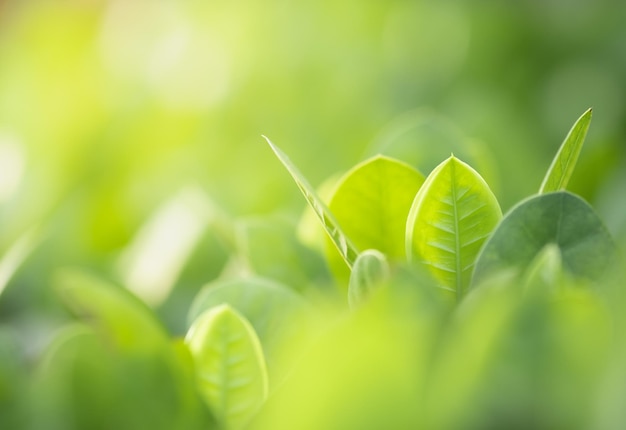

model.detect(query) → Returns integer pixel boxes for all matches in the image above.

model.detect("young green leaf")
[472,191,616,288]
[348,249,390,308]
[186,304,268,430]
[264,137,359,268]
[188,277,311,387]
[406,155,501,301]
[539,108,592,194]
[325,155,424,283]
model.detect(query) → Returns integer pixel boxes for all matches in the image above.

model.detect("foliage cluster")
[2,110,625,429]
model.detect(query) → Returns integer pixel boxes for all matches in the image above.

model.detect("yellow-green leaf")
[186,304,268,430]
[326,155,424,284]
[406,156,501,301]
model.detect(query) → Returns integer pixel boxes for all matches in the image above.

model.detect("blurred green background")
[1,1,626,426]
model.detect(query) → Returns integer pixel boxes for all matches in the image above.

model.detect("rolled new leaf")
[472,191,615,288]
[348,249,390,308]
[265,137,359,268]
[186,304,269,430]
[539,108,592,194]
[406,155,501,302]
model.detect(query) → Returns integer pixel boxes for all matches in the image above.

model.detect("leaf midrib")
[450,160,463,303]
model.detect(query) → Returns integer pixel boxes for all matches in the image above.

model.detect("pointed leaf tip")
[539,109,592,194]
[264,138,359,268]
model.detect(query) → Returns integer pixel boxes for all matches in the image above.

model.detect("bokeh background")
[1,0,626,387]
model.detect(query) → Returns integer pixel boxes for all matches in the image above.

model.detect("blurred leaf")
[54,269,169,352]
[348,249,390,308]
[116,187,217,308]
[472,192,616,287]
[540,108,592,194]
[251,287,435,430]
[0,328,27,429]
[32,324,215,430]
[406,156,501,301]
[522,243,563,295]
[188,276,311,387]
[326,155,424,285]
[264,137,359,269]
[234,216,329,289]
[186,304,268,430]
[424,277,521,429]
[367,108,499,191]
[0,227,40,298]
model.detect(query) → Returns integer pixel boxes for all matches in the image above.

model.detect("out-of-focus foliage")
[1,0,626,428]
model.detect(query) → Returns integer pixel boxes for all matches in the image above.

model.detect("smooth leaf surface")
[472,191,616,287]
[54,269,170,352]
[188,277,311,385]
[325,155,424,283]
[348,249,390,308]
[539,108,592,194]
[406,156,501,300]
[186,304,268,430]
[265,137,359,268]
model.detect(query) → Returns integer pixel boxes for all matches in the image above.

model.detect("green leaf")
[348,249,390,308]
[264,137,359,268]
[472,191,616,287]
[325,155,424,283]
[539,108,592,194]
[188,277,311,386]
[406,155,501,301]
[54,269,170,352]
[186,304,268,430]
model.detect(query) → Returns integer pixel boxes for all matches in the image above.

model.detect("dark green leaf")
[472,191,615,287]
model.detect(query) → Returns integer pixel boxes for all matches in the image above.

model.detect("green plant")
[17,108,624,430]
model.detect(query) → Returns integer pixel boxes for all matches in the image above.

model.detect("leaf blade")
[539,108,592,194]
[472,191,616,288]
[264,137,359,268]
[186,304,268,430]
[406,156,501,301]
[325,155,425,283]
[188,277,311,388]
